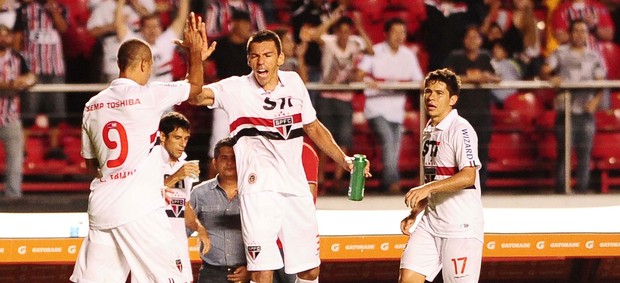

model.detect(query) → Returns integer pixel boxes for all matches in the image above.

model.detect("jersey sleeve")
[453,122,481,171]
[206,78,231,110]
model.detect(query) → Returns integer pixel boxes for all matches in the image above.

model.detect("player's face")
[161,127,190,161]
[423,80,458,125]
[214,146,236,179]
[141,17,162,45]
[247,40,285,91]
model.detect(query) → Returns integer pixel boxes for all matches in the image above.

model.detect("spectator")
[0,24,35,200]
[189,137,250,283]
[87,0,156,82]
[14,0,67,129]
[310,8,373,193]
[421,0,480,71]
[443,25,500,191]
[291,0,337,104]
[205,0,266,39]
[357,18,424,194]
[0,0,18,29]
[505,0,542,79]
[489,40,522,104]
[274,27,308,82]
[480,0,511,39]
[540,20,606,194]
[205,10,253,178]
[115,0,189,82]
[550,0,615,45]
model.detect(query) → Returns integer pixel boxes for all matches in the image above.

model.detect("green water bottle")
[348,154,368,201]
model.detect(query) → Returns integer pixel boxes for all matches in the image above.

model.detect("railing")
[29,80,620,193]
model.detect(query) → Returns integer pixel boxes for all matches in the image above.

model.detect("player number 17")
[451,257,467,275]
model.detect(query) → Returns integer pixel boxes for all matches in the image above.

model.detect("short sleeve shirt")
[81,79,189,229]
[206,71,316,196]
[419,109,484,242]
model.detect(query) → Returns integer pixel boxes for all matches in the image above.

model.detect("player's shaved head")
[424,68,461,97]
[117,39,153,71]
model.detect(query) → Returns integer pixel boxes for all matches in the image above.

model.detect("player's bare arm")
[175,13,205,97]
[164,163,200,187]
[188,86,215,106]
[185,203,211,255]
[404,166,476,209]
[400,198,427,236]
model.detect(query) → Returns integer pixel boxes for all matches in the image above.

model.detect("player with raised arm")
[399,69,484,283]
[188,30,370,283]
[71,14,215,282]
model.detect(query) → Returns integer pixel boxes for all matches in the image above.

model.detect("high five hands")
[174,12,217,60]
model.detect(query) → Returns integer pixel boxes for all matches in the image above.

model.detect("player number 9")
[103,121,129,168]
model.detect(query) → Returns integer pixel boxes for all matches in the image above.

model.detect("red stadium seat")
[503,92,544,126]
[610,92,620,109]
[595,109,620,132]
[592,132,620,193]
[599,42,620,79]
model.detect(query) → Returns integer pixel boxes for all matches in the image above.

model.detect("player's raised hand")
[199,19,216,61]
[175,12,204,53]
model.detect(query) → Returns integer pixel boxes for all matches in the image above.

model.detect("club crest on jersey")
[247,245,261,260]
[170,198,185,217]
[274,116,293,139]
[248,173,257,184]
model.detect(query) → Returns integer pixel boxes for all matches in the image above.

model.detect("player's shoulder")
[278,70,304,85]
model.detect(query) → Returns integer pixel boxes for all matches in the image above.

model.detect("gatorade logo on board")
[586,241,595,250]
[536,241,545,250]
[380,243,389,251]
[68,245,77,254]
[487,241,496,250]
[18,246,27,255]
[331,243,340,252]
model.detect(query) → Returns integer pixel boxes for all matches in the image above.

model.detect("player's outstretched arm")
[175,12,204,97]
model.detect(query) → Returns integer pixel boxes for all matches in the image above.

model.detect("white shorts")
[240,192,320,274]
[400,225,482,283]
[70,209,187,283]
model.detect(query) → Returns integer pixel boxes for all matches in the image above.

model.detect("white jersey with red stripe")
[81,79,190,229]
[207,71,316,196]
[156,145,193,282]
[419,109,484,241]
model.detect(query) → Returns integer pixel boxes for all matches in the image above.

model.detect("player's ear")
[449,94,458,107]
[277,52,285,66]
[159,131,167,142]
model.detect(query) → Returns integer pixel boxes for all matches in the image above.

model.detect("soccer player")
[189,30,371,283]
[399,69,484,283]
[71,14,214,282]
[155,111,210,282]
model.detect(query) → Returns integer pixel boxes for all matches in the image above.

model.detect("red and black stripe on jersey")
[229,113,304,143]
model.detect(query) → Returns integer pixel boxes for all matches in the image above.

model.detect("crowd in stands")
[1,0,620,197]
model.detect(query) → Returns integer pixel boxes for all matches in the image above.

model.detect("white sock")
[295,277,318,283]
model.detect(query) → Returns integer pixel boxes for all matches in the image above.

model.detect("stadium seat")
[595,109,620,132]
[592,132,620,193]
[599,42,620,80]
[503,92,544,126]
[609,92,620,109]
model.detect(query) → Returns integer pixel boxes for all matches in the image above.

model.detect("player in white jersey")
[187,30,371,283]
[150,111,210,282]
[399,69,484,283]
[71,15,215,283]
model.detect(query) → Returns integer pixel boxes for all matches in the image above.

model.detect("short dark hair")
[214,137,235,159]
[231,10,251,22]
[569,19,587,33]
[140,13,161,27]
[333,16,354,30]
[424,68,461,97]
[117,39,152,71]
[159,111,191,136]
[247,30,282,55]
[384,17,406,33]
